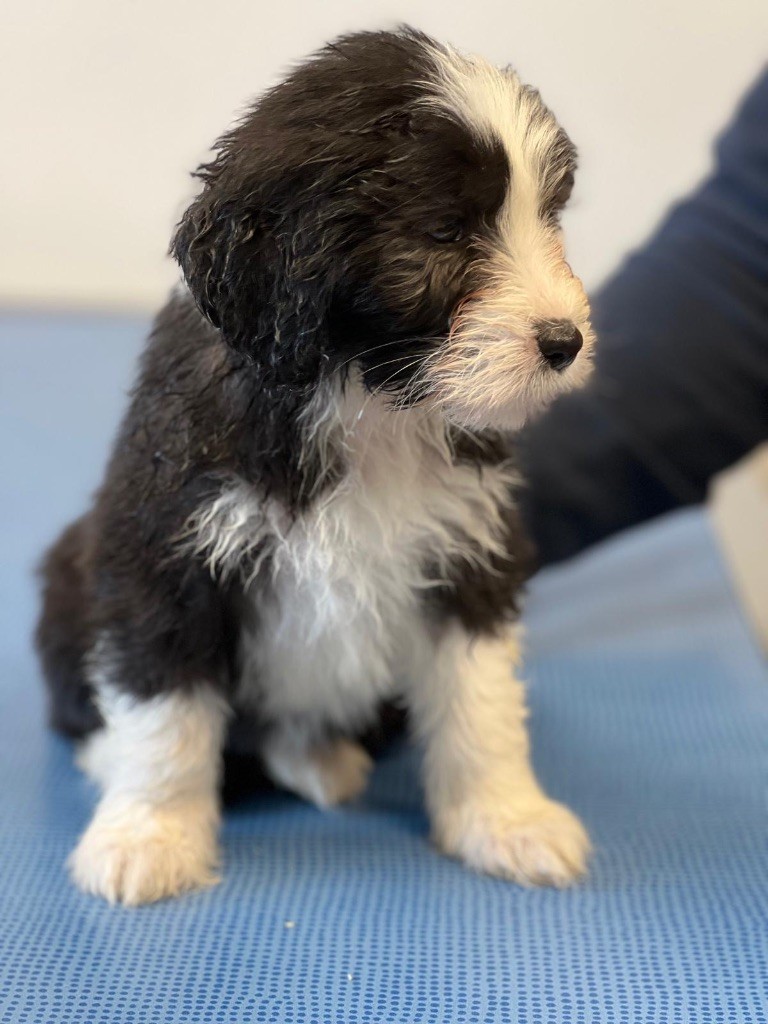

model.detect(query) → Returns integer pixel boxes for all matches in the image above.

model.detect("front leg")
[70,682,227,905]
[409,624,590,887]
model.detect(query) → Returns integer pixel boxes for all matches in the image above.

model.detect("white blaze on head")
[421,42,595,430]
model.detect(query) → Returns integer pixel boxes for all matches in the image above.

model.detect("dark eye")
[428,221,465,244]
[552,171,574,210]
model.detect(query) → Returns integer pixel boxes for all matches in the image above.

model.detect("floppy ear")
[171,168,340,384]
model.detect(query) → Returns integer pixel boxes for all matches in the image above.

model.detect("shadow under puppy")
[37,27,594,905]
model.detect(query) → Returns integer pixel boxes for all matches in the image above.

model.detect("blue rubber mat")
[1,312,767,1024]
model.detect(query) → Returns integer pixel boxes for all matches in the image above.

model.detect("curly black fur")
[37,27,545,739]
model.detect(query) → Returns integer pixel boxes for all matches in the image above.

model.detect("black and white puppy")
[37,27,594,905]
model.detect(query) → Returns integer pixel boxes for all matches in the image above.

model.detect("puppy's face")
[174,29,593,431]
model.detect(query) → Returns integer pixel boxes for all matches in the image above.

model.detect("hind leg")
[261,723,373,808]
[36,515,102,738]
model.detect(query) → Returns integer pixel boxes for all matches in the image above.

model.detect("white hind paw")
[264,734,373,808]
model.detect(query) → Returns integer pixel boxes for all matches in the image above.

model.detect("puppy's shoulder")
[114,290,251,476]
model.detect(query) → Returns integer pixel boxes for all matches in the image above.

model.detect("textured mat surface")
[1,312,767,1024]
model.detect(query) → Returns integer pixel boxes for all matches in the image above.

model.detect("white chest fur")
[190,386,518,732]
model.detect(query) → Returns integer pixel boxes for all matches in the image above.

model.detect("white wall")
[2,0,766,311]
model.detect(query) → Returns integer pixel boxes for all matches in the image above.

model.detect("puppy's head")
[173,27,593,430]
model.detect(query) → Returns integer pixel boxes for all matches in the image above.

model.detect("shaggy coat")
[37,27,594,905]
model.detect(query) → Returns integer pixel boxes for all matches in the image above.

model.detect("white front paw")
[69,801,220,906]
[435,796,590,888]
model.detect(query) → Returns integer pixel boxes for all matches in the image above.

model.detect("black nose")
[536,321,583,371]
